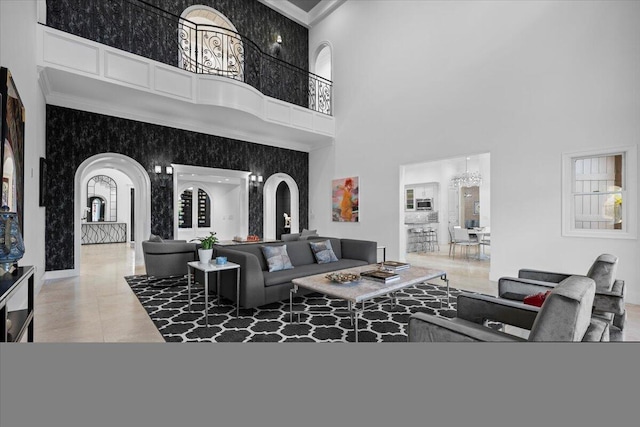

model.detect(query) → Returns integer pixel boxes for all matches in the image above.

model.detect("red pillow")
[523,290,552,307]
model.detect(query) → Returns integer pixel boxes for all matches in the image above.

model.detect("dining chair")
[479,226,490,253]
[452,227,480,260]
[448,226,455,257]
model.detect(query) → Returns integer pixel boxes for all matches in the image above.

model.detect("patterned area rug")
[124,274,481,342]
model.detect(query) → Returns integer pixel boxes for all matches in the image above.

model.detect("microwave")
[416,198,433,211]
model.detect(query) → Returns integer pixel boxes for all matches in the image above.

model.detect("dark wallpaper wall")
[45,105,309,271]
[46,0,309,107]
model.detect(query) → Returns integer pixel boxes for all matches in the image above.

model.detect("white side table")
[187,261,241,326]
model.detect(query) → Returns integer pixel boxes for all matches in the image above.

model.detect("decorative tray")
[325,272,360,284]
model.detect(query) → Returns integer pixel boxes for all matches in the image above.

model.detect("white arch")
[180,5,238,32]
[179,5,244,78]
[74,153,151,273]
[263,173,300,240]
[312,41,333,80]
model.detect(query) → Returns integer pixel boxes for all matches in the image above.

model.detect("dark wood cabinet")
[0,266,35,342]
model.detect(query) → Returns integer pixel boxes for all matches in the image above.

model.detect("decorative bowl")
[325,272,360,284]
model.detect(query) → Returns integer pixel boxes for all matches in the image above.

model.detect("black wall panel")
[45,105,308,271]
[47,0,309,107]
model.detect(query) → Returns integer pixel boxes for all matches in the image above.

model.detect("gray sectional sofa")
[202,237,377,310]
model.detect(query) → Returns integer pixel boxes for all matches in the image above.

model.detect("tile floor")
[32,243,639,342]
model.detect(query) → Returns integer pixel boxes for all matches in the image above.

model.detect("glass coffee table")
[289,264,448,342]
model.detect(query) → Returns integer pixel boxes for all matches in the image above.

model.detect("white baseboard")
[43,269,79,281]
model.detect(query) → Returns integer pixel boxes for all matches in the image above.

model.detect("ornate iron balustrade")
[46,0,332,115]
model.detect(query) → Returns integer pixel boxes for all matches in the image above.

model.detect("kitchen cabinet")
[405,188,415,211]
[406,182,439,211]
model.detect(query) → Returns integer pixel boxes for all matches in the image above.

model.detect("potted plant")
[193,232,218,264]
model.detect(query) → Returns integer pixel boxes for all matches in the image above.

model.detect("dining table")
[468,228,490,260]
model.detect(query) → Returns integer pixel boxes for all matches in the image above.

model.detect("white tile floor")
[32,243,640,342]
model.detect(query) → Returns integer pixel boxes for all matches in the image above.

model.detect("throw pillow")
[523,290,552,307]
[309,240,339,264]
[261,245,294,272]
[149,234,163,243]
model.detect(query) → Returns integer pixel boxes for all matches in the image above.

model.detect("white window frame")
[562,145,637,239]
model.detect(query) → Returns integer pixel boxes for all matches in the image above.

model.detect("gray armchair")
[408,275,609,342]
[142,239,199,278]
[498,254,625,340]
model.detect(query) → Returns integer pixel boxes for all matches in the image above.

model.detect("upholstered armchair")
[142,238,199,278]
[498,254,625,340]
[408,275,609,342]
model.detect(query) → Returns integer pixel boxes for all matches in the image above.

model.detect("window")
[178,187,211,229]
[562,146,637,239]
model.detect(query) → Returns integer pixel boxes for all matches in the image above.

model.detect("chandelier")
[450,158,482,188]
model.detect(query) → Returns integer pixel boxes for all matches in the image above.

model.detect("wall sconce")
[272,35,282,57]
[153,164,173,187]
[250,174,263,189]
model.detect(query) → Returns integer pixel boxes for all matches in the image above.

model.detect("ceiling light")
[451,158,482,188]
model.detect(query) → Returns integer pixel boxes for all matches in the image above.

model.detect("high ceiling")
[258,0,344,27]
[287,0,323,13]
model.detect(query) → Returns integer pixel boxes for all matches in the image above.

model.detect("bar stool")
[426,228,439,252]
[412,228,424,252]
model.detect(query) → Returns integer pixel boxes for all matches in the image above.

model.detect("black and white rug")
[124,275,480,343]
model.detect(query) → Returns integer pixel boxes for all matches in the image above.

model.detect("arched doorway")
[313,42,332,81]
[74,153,151,271]
[275,181,291,239]
[263,173,299,240]
[310,42,332,114]
[178,5,244,79]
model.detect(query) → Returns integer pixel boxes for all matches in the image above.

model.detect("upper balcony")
[36,0,334,151]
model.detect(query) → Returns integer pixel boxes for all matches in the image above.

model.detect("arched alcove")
[178,5,244,79]
[310,41,332,114]
[313,42,332,80]
[263,173,300,240]
[75,153,151,270]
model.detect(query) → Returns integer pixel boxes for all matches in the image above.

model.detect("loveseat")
[202,237,377,309]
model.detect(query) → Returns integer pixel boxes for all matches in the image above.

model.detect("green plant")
[197,232,219,249]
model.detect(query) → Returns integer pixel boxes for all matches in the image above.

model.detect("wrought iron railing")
[46,0,332,115]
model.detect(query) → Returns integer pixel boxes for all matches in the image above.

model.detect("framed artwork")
[332,176,359,222]
[0,67,25,233]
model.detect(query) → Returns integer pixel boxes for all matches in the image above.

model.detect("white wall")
[309,0,640,303]
[1,0,47,296]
